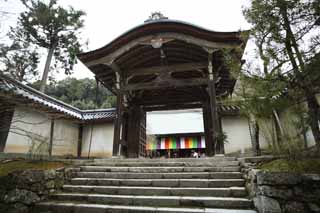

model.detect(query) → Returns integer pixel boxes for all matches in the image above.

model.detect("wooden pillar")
[120,112,128,157]
[139,110,147,157]
[77,124,83,158]
[127,104,141,158]
[112,93,123,156]
[112,70,123,156]
[207,51,223,155]
[202,101,214,156]
[48,119,55,157]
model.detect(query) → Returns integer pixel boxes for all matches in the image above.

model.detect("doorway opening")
[146,109,206,158]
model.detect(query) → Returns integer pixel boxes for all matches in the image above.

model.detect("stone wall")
[0,167,77,213]
[243,166,320,212]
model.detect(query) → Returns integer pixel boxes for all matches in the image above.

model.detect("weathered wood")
[123,78,208,91]
[48,119,55,157]
[126,104,142,158]
[208,79,223,154]
[112,93,123,156]
[77,124,83,158]
[127,62,207,76]
[139,110,147,157]
[143,102,203,111]
[138,97,203,106]
[202,101,214,156]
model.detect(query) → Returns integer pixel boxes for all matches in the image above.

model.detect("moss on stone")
[0,160,66,177]
[259,158,320,174]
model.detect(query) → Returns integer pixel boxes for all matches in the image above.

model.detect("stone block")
[44,169,56,180]
[257,171,302,185]
[258,185,293,199]
[284,201,306,213]
[254,195,281,213]
[4,189,40,205]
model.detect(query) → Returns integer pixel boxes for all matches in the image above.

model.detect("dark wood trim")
[112,93,123,156]
[48,119,55,157]
[127,62,207,76]
[203,101,214,156]
[77,124,83,158]
[143,103,202,111]
[123,78,208,91]
[126,104,142,158]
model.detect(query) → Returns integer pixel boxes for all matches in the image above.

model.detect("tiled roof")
[0,74,115,122]
[82,109,116,121]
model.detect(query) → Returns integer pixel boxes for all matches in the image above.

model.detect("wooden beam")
[123,78,208,91]
[143,102,202,111]
[127,62,207,76]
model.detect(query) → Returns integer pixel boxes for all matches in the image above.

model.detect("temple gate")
[78,13,248,158]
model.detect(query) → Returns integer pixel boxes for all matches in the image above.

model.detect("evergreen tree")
[10,0,86,92]
[243,0,320,150]
[0,42,39,82]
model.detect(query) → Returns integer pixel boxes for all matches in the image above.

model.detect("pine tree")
[243,0,320,150]
[0,42,39,82]
[10,0,85,92]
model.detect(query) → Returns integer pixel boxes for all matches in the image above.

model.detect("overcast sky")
[1,0,252,80]
[1,0,252,134]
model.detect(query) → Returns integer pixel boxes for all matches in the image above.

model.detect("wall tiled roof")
[0,75,115,122]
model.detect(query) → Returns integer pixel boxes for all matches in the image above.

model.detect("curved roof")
[78,19,247,63]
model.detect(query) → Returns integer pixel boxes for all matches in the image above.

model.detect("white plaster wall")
[5,107,79,156]
[222,116,268,154]
[52,119,79,156]
[5,106,51,154]
[82,123,114,157]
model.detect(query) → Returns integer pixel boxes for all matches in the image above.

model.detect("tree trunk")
[40,47,55,93]
[255,122,261,156]
[306,93,320,150]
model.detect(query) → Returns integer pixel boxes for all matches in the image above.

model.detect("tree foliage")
[241,0,320,150]
[31,78,116,110]
[10,0,86,92]
[0,41,39,82]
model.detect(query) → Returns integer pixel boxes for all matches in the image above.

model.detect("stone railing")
[243,165,320,212]
[0,167,78,212]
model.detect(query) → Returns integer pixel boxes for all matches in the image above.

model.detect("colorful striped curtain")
[146,136,205,150]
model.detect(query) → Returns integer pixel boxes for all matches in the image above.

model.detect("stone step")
[75,171,242,179]
[49,193,253,209]
[36,202,257,213]
[63,185,247,197]
[70,178,245,188]
[86,161,240,167]
[80,166,240,173]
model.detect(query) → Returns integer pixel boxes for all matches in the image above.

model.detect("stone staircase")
[35,157,257,213]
